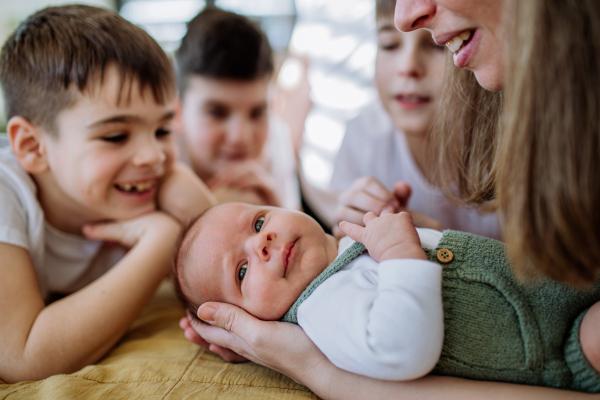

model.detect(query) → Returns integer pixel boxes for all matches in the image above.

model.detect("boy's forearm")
[7,231,177,382]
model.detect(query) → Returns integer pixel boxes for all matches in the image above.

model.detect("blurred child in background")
[331,0,500,239]
[174,8,300,210]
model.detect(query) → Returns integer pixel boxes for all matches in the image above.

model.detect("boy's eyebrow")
[87,111,175,129]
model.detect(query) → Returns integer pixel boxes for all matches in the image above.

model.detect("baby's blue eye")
[239,264,247,281]
[254,217,264,232]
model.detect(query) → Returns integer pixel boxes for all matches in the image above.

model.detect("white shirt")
[331,101,501,239]
[297,229,444,380]
[0,139,124,302]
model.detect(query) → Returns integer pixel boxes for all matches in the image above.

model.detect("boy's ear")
[172,96,185,135]
[7,116,50,174]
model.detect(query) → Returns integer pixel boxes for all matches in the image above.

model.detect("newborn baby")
[173,202,445,380]
[174,203,600,391]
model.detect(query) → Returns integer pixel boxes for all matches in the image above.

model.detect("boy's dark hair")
[376,0,396,21]
[0,5,175,135]
[175,7,274,95]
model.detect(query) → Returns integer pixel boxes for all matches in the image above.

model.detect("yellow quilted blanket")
[0,281,318,400]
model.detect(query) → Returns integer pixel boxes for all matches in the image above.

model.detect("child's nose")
[133,138,166,166]
[255,232,276,262]
[397,47,424,79]
[226,117,252,146]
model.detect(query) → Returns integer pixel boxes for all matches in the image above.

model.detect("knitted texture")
[564,308,600,392]
[424,230,600,392]
[281,241,365,323]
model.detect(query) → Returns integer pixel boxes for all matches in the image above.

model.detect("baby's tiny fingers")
[362,211,378,225]
[339,221,365,243]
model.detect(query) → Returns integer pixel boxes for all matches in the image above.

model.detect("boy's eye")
[379,42,399,51]
[207,106,228,119]
[155,128,171,138]
[102,134,128,143]
[239,263,248,281]
[250,107,266,120]
[254,216,265,232]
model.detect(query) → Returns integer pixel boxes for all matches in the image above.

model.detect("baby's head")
[174,8,274,181]
[375,0,446,137]
[174,203,338,321]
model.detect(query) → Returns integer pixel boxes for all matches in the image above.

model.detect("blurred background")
[0,0,377,224]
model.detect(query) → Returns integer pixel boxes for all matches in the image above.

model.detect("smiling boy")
[0,5,214,382]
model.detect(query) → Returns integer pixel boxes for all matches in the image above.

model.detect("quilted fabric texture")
[0,281,318,400]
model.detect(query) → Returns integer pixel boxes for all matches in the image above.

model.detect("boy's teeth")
[446,30,472,53]
[116,180,155,193]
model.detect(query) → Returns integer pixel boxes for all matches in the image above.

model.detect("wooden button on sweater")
[437,248,454,264]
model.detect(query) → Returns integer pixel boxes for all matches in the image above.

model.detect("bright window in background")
[119,0,296,52]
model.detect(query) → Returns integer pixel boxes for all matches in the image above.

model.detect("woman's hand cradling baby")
[339,211,428,262]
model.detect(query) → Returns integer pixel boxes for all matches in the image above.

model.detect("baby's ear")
[7,116,49,174]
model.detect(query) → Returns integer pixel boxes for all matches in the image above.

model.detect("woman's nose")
[395,0,437,32]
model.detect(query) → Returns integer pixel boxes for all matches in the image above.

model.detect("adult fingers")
[352,177,397,205]
[339,189,394,217]
[335,205,368,227]
[338,221,365,243]
[393,181,412,208]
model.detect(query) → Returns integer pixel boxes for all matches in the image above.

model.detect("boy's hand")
[339,211,428,262]
[158,162,217,224]
[82,211,180,249]
[208,160,280,207]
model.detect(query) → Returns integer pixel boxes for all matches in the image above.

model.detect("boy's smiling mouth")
[114,178,157,194]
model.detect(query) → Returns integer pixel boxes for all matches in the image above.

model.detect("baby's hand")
[157,162,217,224]
[339,211,428,262]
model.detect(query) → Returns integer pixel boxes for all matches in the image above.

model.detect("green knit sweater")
[284,230,600,392]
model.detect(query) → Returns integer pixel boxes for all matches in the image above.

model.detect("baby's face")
[184,203,338,320]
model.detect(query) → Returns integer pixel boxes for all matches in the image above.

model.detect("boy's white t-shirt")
[297,229,444,381]
[0,140,124,302]
[331,101,501,240]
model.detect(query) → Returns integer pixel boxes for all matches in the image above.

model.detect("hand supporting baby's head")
[173,203,339,322]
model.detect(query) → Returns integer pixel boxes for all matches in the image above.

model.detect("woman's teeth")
[446,30,472,53]
[115,180,155,193]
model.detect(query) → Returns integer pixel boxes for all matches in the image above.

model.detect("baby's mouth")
[114,179,157,194]
[283,240,297,275]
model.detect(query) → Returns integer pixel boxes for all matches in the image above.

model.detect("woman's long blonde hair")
[431,0,600,286]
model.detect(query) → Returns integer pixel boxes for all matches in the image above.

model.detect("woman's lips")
[453,29,480,69]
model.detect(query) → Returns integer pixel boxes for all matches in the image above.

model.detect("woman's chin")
[473,68,504,92]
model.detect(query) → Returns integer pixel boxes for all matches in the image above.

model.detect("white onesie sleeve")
[297,254,443,380]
